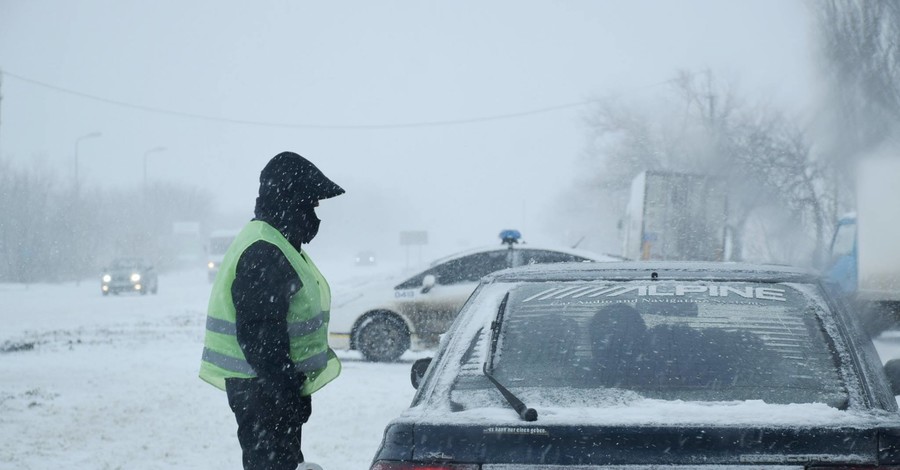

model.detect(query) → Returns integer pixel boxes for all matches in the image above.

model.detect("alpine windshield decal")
[521,283,788,303]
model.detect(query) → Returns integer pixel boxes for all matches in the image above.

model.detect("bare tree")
[811,0,900,166]
[731,113,836,263]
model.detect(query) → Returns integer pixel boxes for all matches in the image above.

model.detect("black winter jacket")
[230,186,324,395]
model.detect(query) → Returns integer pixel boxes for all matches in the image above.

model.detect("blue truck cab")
[827,214,858,295]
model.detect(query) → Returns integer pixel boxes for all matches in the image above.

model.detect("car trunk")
[408,423,895,467]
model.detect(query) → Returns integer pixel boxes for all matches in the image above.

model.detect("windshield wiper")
[483,292,538,422]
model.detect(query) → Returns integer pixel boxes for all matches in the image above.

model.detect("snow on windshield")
[412,280,883,427]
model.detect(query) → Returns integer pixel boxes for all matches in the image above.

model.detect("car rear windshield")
[452,280,850,409]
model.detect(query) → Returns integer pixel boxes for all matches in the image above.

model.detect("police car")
[371,261,900,469]
[329,231,614,362]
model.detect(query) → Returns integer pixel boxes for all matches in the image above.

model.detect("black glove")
[294,394,312,425]
[285,371,310,426]
[283,380,311,440]
[258,371,303,409]
[262,371,309,430]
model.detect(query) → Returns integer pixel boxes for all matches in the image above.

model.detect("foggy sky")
[0,0,813,264]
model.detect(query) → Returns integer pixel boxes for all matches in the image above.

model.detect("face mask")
[298,206,320,244]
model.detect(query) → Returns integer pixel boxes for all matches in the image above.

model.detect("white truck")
[827,156,900,334]
[622,170,728,261]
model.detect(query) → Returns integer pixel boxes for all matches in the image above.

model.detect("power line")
[1,69,669,130]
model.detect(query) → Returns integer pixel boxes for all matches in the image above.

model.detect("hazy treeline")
[0,159,213,282]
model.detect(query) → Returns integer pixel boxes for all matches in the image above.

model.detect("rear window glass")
[451,281,849,409]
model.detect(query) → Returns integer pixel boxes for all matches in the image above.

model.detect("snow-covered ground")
[4,266,900,470]
[0,266,422,470]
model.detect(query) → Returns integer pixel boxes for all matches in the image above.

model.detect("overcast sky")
[0,0,813,263]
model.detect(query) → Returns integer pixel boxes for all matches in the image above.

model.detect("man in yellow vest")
[199,152,344,470]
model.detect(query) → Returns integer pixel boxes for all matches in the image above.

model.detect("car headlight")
[130,273,141,282]
[208,261,215,269]
[102,274,112,283]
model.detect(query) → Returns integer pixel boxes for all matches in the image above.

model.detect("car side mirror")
[410,357,432,389]
[885,359,900,395]
[421,274,436,294]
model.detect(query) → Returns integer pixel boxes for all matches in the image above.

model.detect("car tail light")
[808,467,900,470]
[370,461,479,470]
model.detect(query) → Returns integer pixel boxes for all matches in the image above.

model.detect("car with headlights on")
[355,250,378,266]
[329,231,615,362]
[101,258,158,296]
[371,261,900,470]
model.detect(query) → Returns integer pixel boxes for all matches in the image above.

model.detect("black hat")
[259,152,345,202]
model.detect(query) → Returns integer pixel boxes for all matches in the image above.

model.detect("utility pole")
[0,70,4,284]
[0,69,4,159]
[72,131,101,285]
[143,146,166,193]
[74,131,102,198]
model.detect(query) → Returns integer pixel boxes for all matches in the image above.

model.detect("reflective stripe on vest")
[201,348,329,376]
[205,312,328,338]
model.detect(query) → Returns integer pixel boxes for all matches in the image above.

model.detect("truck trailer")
[622,170,728,261]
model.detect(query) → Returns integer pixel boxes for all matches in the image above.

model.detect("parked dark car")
[372,262,900,469]
[101,258,158,296]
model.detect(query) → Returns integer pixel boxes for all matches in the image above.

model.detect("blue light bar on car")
[499,229,522,245]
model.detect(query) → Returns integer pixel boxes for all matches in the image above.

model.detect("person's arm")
[231,241,304,393]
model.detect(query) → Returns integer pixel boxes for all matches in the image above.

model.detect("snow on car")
[371,261,900,469]
[329,232,616,362]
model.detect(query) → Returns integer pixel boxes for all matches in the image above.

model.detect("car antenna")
[483,292,538,422]
[571,235,586,249]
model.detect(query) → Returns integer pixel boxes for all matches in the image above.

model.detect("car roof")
[483,261,822,284]
[427,244,619,267]
[111,257,145,265]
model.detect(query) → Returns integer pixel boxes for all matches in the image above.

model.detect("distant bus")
[206,229,240,282]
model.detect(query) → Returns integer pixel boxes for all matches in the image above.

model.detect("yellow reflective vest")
[199,220,341,396]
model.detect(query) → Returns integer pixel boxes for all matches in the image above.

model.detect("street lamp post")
[74,131,102,197]
[143,146,167,191]
[72,131,100,286]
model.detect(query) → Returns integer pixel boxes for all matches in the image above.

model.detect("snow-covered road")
[1,267,419,470]
[4,267,900,470]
